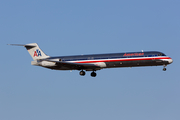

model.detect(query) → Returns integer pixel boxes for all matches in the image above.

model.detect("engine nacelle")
[41,61,56,67]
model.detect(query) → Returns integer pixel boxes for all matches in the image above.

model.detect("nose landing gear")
[163,65,167,71]
[163,68,166,71]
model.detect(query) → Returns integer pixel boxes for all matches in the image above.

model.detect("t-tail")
[8,43,49,60]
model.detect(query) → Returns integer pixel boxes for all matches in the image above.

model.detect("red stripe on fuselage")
[74,57,171,63]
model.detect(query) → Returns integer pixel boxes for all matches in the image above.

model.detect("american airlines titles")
[123,53,144,56]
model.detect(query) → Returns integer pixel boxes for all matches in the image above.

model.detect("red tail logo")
[33,49,42,57]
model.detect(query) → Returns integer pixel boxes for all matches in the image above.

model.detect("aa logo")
[33,49,42,57]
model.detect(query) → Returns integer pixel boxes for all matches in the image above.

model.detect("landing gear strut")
[79,70,86,76]
[91,71,97,77]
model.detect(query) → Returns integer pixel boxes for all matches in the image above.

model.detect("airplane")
[9,43,173,77]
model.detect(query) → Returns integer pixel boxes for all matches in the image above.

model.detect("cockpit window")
[158,53,162,56]
[162,53,166,56]
[158,53,166,56]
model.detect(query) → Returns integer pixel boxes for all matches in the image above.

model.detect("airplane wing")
[43,59,101,70]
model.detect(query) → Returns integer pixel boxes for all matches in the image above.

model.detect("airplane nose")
[168,58,173,64]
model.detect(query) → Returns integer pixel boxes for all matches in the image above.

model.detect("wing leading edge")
[42,59,102,71]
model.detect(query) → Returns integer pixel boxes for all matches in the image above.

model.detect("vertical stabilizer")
[24,43,49,60]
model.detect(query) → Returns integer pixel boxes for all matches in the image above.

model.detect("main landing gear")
[91,71,97,77]
[79,70,86,76]
[79,70,97,77]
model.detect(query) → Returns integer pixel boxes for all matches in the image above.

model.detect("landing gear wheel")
[91,72,97,77]
[79,70,86,76]
[163,68,166,71]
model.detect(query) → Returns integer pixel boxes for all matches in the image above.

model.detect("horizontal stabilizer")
[7,44,36,47]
